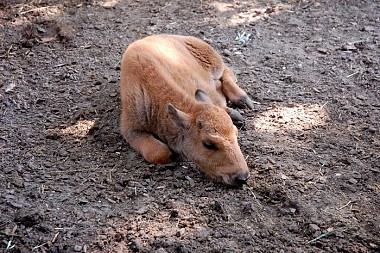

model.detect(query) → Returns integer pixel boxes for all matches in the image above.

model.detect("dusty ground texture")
[1,0,380,252]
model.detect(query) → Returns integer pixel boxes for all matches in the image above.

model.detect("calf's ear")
[195,89,212,104]
[168,103,191,129]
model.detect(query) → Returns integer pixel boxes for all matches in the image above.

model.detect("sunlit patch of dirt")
[46,119,96,138]
[94,0,120,8]
[252,103,330,132]
[211,1,291,25]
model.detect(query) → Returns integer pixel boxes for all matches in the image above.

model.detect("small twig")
[306,229,336,244]
[0,231,22,237]
[47,168,101,174]
[32,242,48,251]
[54,227,73,230]
[0,45,13,58]
[114,59,121,69]
[53,63,69,68]
[346,72,359,78]
[6,240,15,251]
[337,200,352,210]
[251,100,261,105]
[51,232,60,243]
[247,187,262,206]
[319,101,329,112]
[20,6,51,15]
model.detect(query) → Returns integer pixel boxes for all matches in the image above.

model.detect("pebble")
[368,126,377,133]
[352,172,362,179]
[288,224,300,233]
[176,228,186,237]
[348,178,358,184]
[59,148,69,157]
[74,245,82,252]
[222,49,231,56]
[130,239,143,252]
[294,171,305,179]
[309,223,320,232]
[154,248,168,253]
[135,206,149,214]
[195,227,210,240]
[318,176,327,184]
[343,183,357,192]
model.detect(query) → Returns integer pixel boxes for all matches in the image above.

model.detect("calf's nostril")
[234,171,250,185]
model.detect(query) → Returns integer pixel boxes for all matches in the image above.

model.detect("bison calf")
[120,34,253,185]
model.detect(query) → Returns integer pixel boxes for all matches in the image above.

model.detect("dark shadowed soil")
[1,0,379,252]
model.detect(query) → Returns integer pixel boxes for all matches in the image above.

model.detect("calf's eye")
[202,141,217,150]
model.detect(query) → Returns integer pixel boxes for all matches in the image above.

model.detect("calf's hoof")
[235,96,255,109]
[227,108,244,127]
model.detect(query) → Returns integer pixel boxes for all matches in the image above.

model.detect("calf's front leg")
[122,129,173,164]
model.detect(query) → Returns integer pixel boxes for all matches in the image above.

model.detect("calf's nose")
[233,171,250,185]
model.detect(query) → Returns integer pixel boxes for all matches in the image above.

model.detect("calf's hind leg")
[121,128,173,164]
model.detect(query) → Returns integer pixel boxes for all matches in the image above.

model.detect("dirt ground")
[1,0,379,252]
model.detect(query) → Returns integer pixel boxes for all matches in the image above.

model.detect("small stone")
[368,126,377,133]
[195,227,210,240]
[176,228,185,237]
[342,183,357,192]
[352,172,362,179]
[361,26,375,32]
[317,48,328,54]
[348,178,358,184]
[185,176,195,187]
[130,239,143,252]
[74,245,82,252]
[288,224,299,233]
[309,224,320,232]
[318,176,327,184]
[135,206,149,214]
[154,248,168,253]
[222,49,231,56]
[294,171,305,179]
[59,148,69,157]
[98,234,107,240]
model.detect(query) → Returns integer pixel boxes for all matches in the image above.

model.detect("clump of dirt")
[1,0,379,252]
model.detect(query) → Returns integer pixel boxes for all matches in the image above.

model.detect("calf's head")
[167,91,250,186]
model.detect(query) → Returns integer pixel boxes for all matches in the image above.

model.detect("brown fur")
[120,34,253,185]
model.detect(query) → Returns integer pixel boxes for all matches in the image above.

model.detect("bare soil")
[1,0,379,252]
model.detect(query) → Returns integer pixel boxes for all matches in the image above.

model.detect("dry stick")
[306,229,336,245]
[0,231,22,237]
[48,168,101,174]
[319,101,329,112]
[51,232,60,243]
[20,6,51,15]
[346,72,359,78]
[337,200,352,210]
[32,242,48,251]
[53,63,69,68]
[247,187,262,206]
[0,45,13,58]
